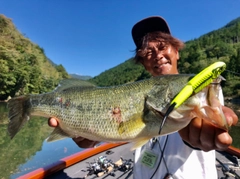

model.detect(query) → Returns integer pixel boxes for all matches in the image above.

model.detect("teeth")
[156,63,168,68]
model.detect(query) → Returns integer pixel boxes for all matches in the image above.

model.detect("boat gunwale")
[17,142,127,179]
[226,146,240,158]
[17,144,240,179]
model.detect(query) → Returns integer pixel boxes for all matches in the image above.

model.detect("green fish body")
[7,75,228,149]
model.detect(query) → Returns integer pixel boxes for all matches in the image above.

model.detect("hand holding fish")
[179,105,238,152]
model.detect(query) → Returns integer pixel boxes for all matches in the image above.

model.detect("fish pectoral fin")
[131,138,151,150]
[194,105,229,131]
[47,127,69,142]
[201,106,229,131]
[199,81,229,131]
[118,113,145,135]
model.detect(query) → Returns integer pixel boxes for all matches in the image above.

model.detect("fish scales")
[7,74,228,149]
[29,77,167,141]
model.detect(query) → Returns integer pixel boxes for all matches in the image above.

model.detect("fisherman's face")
[139,41,179,76]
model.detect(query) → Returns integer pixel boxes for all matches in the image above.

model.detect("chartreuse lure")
[158,61,226,134]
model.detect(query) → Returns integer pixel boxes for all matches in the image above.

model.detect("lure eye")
[212,64,226,78]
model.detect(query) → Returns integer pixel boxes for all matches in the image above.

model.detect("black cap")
[132,16,171,49]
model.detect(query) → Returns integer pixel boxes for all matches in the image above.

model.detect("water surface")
[0,102,82,179]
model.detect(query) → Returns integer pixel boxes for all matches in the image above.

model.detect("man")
[131,16,238,179]
[49,16,238,178]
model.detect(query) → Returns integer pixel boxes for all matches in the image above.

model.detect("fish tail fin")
[7,95,32,139]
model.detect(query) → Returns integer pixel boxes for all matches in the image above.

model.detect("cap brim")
[132,16,170,48]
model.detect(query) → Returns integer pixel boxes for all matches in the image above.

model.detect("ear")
[175,49,179,60]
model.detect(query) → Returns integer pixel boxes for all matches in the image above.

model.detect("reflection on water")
[0,102,82,179]
[0,102,239,178]
[12,139,82,178]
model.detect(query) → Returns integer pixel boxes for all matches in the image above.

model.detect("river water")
[0,102,83,179]
[0,102,239,179]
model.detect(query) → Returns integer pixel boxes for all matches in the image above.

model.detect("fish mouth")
[150,106,166,118]
[157,110,165,118]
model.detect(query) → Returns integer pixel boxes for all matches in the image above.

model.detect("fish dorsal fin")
[55,78,96,92]
[47,127,69,142]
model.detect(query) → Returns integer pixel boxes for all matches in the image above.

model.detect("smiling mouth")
[155,61,170,69]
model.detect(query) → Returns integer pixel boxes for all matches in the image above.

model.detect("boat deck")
[21,143,240,179]
[216,150,240,179]
[45,143,134,179]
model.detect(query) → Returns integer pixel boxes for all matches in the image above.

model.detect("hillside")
[89,59,151,86]
[0,14,69,100]
[90,17,240,98]
[70,74,92,80]
[178,17,240,97]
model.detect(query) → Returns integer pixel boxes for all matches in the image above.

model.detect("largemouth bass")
[7,75,228,149]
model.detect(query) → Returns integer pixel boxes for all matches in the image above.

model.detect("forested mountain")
[0,15,69,100]
[89,59,151,86]
[178,17,240,97]
[1,14,240,100]
[90,17,240,98]
[70,74,92,80]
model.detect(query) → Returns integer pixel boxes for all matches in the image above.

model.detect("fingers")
[48,117,59,127]
[198,120,215,151]
[222,106,238,126]
[179,118,233,152]
[215,129,232,150]
[187,117,201,147]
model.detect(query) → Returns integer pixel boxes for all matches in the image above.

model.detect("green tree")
[55,64,69,79]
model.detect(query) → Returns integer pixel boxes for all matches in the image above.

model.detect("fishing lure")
[158,61,226,134]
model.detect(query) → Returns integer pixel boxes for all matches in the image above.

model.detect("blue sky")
[0,0,240,77]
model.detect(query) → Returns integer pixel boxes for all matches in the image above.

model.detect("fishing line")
[226,69,240,76]
[158,102,176,135]
[149,135,170,179]
[149,103,175,179]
